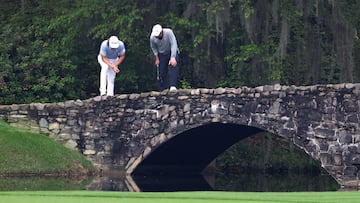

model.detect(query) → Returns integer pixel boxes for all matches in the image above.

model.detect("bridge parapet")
[1,83,360,189]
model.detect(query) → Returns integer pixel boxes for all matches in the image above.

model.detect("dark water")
[0,170,340,192]
[131,171,340,192]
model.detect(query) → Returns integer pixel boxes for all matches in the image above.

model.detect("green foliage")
[216,133,321,172]
[0,0,150,104]
[0,1,81,104]
[239,0,254,18]
[179,79,192,89]
[1,0,360,104]
[225,44,260,64]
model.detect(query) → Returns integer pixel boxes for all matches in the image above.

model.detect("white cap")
[151,24,162,37]
[109,36,120,48]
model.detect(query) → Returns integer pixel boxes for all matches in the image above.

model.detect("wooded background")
[1,0,360,104]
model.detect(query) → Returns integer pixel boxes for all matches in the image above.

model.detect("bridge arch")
[125,107,320,178]
[1,83,360,189]
[130,122,264,176]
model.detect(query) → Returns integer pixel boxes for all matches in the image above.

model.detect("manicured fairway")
[0,191,359,203]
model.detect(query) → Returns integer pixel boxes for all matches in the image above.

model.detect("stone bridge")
[1,83,360,189]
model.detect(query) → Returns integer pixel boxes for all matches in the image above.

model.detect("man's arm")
[154,54,160,67]
[101,55,116,68]
[99,41,116,68]
[113,43,126,73]
[101,54,120,73]
[111,54,125,73]
[150,37,160,66]
[168,29,178,67]
[169,29,178,59]
[114,54,125,67]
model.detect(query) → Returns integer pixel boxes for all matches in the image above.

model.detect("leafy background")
[1,0,360,104]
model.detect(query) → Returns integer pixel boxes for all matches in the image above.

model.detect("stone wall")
[1,83,360,188]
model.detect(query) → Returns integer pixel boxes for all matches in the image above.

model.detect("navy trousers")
[158,52,179,91]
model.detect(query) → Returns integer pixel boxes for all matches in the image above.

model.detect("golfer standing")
[97,36,126,96]
[150,24,179,91]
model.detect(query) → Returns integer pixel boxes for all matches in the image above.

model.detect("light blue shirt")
[150,28,178,59]
[99,40,126,59]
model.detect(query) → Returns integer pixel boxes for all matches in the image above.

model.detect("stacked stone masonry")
[1,83,360,189]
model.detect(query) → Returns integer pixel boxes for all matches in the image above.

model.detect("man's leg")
[158,53,170,91]
[169,54,179,89]
[98,55,108,96]
[106,68,116,96]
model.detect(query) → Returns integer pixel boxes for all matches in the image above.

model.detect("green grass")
[0,191,359,203]
[0,176,94,191]
[0,120,93,175]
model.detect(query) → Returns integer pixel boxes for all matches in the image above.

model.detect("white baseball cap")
[109,36,120,48]
[151,24,162,37]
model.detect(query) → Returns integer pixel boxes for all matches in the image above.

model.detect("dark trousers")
[158,53,179,91]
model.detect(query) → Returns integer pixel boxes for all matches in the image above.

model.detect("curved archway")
[131,122,339,191]
[133,123,263,175]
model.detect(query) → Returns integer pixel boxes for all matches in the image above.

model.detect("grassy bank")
[0,120,93,176]
[0,191,359,203]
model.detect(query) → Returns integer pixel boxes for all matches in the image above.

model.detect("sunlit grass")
[0,120,93,174]
[0,176,94,191]
[0,191,359,203]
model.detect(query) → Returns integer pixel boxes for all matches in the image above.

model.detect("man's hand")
[111,64,119,73]
[155,58,160,67]
[169,58,177,67]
